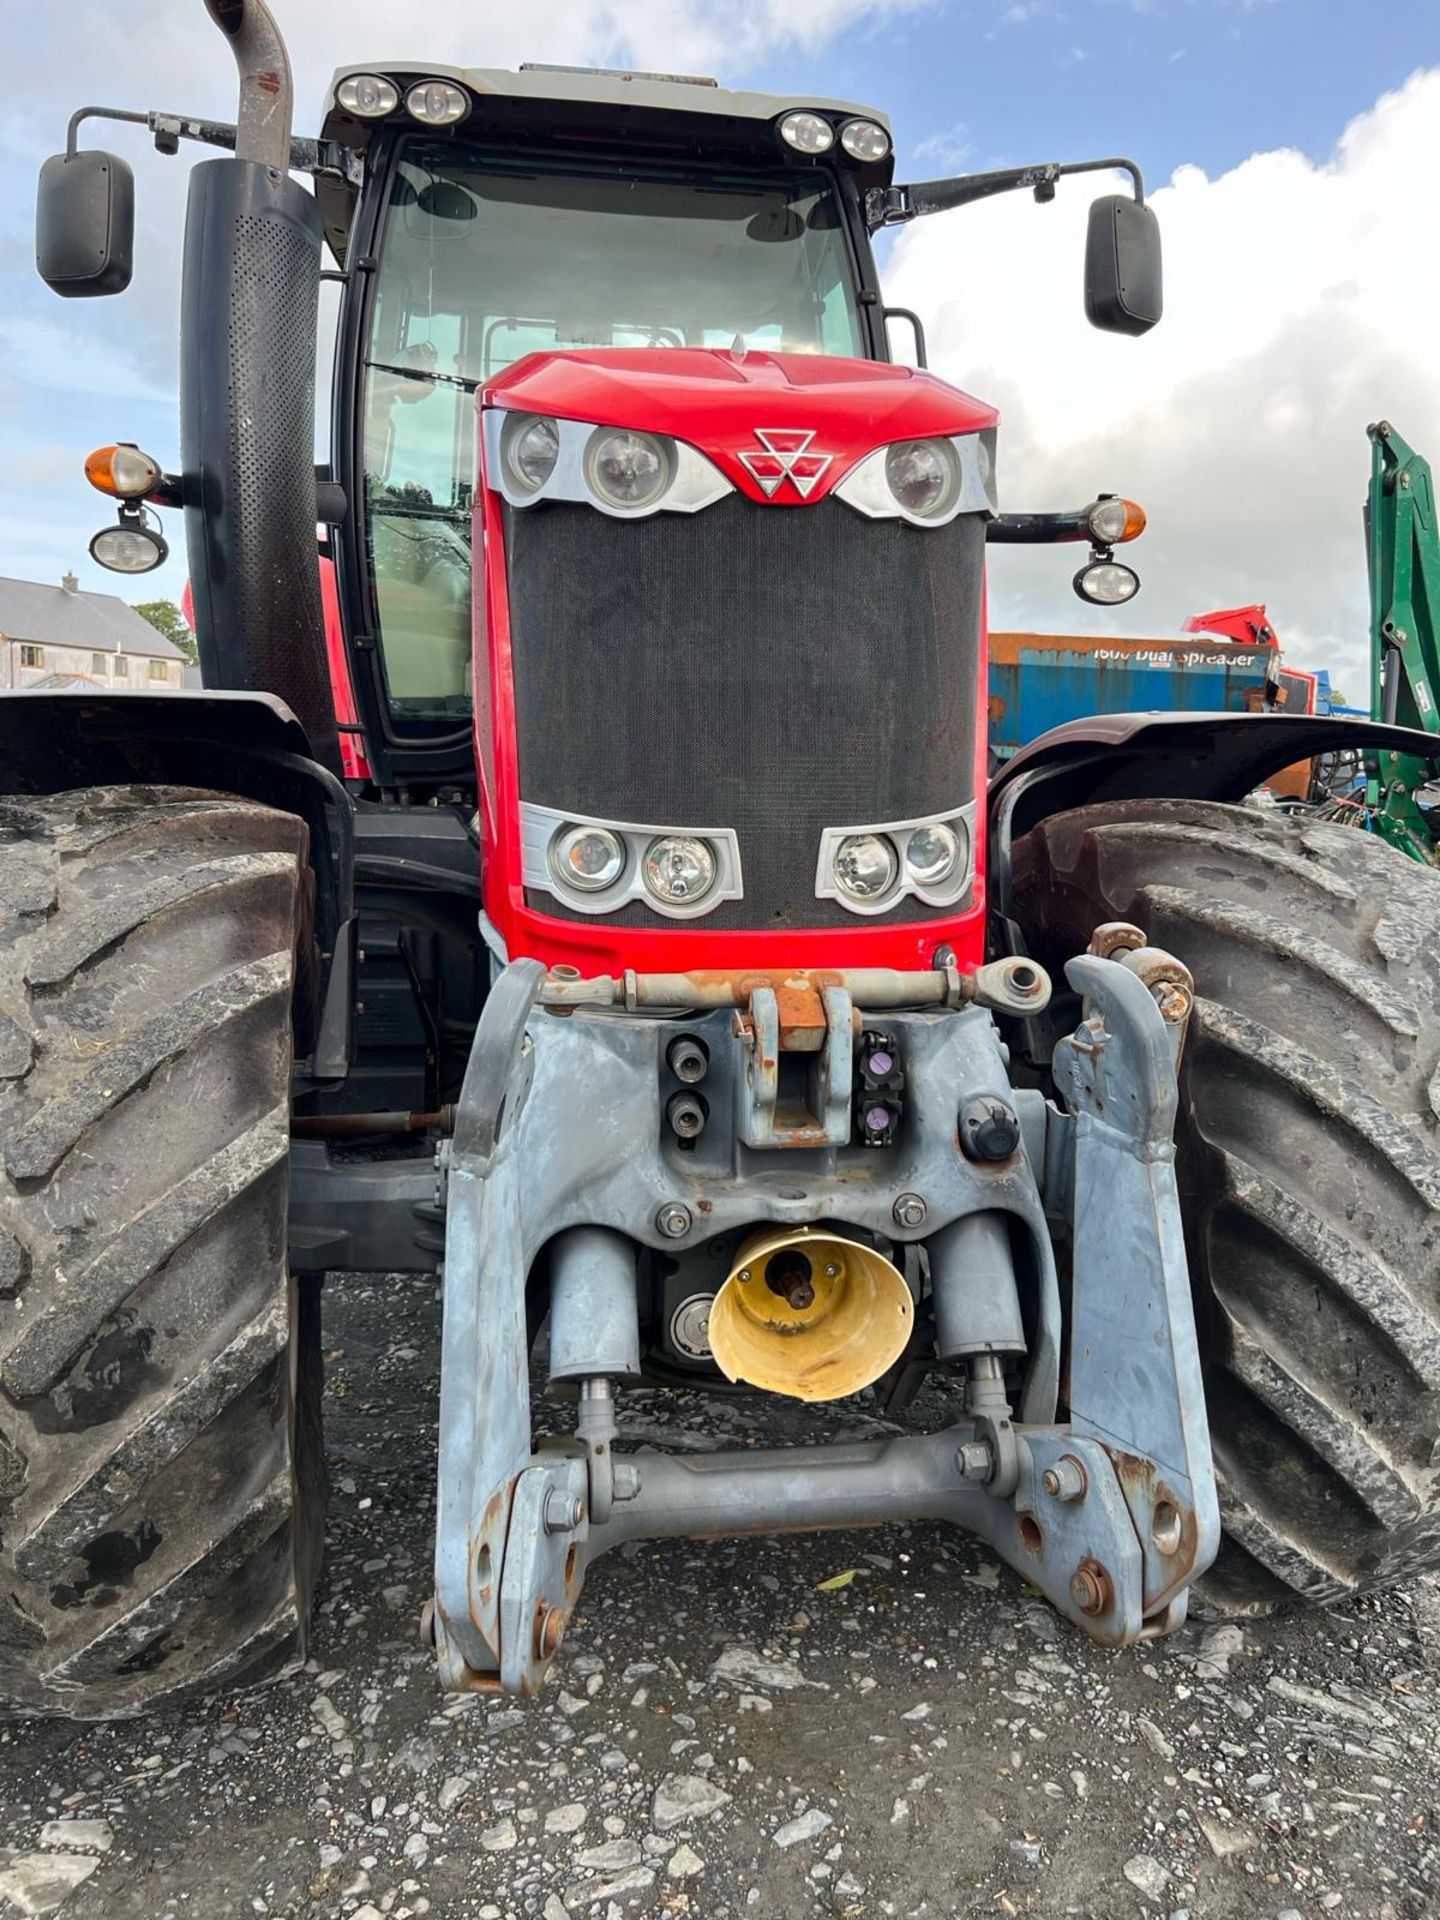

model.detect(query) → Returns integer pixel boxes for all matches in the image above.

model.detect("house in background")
[0,574,188,691]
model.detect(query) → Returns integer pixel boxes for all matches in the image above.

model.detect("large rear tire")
[1013,799,1440,1613]
[0,786,324,1716]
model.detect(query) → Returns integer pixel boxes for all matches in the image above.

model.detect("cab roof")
[316,62,895,267]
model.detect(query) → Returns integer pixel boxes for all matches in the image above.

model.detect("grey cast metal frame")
[428,949,1220,1696]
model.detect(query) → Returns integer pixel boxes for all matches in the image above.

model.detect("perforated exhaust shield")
[503,496,984,929]
[181,159,341,775]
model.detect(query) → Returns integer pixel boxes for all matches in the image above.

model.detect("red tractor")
[7,0,1438,1716]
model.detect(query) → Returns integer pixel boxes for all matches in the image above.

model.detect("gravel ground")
[1,1270,1436,1920]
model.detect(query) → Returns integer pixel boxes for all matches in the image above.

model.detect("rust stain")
[257,69,282,95]
[686,968,846,999]
[773,983,827,1052]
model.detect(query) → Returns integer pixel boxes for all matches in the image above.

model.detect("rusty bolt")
[535,1604,567,1660]
[1153,981,1192,1024]
[956,1440,994,1482]
[543,1489,583,1535]
[893,1192,927,1229]
[1041,1456,1088,1504]
[656,1202,692,1240]
[1069,1561,1112,1617]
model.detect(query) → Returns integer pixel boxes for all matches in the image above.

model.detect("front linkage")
[431,933,1219,1694]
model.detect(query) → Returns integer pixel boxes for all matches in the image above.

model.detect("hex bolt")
[666,1090,706,1140]
[543,1489,583,1535]
[1040,1456,1088,1504]
[1153,981,1193,1025]
[958,1096,1022,1164]
[893,1192,927,1229]
[656,1202,692,1240]
[1069,1561,1111,1617]
[535,1604,567,1660]
[667,1035,709,1084]
[955,1439,993,1482]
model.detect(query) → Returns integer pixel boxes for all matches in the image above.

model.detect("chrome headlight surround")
[834,430,997,527]
[521,802,743,919]
[814,804,976,917]
[483,410,733,520]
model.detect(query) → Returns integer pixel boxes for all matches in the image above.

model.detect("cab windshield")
[361,150,866,719]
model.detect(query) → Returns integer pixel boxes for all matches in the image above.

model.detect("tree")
[133,597,197,668]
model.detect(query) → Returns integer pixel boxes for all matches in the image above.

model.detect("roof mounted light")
[778,111,835,155]
[336,73,400,118]
[840,118,891,163]
[405,80,470,127]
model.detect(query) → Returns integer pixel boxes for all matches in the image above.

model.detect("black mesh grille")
[505,495,983,930]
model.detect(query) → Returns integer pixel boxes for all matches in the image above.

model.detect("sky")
[3,0,1440,692]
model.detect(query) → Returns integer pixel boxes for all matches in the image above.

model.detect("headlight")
[834,834,898,904]
[644,836,717,906]
[834,431,996,527]
[503,415,560,495]
[89,522,167,574]
[778,110,835,154]
[840,118,891,162]
[551,824,626,893]
[1075,559,1140,606]
[885,440,960,520]
[816,808,974,914]
[584,428,673,513]
[336,73,400,118]
[905,819,964,887]
[405,80,470,126]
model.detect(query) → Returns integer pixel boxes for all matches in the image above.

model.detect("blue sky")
[2,0,1439,680]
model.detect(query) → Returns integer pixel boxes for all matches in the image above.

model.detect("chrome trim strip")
[520,801,744,919]
[833,430,997,526]
[483,410,734,519]
[813,801,977,917]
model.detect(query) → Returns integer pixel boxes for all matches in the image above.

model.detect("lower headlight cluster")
[522,805,744,919]
[818,810,973,915]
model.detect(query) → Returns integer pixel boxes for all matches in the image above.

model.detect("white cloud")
[885,66,1440,690]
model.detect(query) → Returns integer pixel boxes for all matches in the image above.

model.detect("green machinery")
[1363,421,1440,860]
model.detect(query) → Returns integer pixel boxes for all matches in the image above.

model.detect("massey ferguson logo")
[737,428,833,499]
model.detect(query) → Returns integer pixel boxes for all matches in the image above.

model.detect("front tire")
[0,786,324,1716]
[1014,798,1440,1613]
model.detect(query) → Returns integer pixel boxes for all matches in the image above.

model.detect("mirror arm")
[64,104,319,171]
[869,155,1146,230]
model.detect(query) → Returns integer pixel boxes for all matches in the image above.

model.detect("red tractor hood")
[483,348,998,507]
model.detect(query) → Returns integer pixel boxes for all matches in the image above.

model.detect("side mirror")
[36,149,134,297]
[1084,193,1161,336]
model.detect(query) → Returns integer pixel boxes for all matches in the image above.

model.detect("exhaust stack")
[182,0,341,773]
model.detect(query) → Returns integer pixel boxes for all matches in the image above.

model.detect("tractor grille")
[503,494,984,929]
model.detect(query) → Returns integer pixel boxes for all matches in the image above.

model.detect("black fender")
[987,709,1440,923]
[0,688,353,1079]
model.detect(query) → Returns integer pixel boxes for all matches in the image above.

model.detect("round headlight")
[834,833,898,904]
[405,80,470,126]
[88,523,168,574]
[584,429,671,513]
[1075,560,1141,606]
[503,415,560,496]
[840,118,891,162]
[884,439,960,520]
[643,836,717,906]
[778,111,835,155]
[551,824,625,893]
[336,73,400,118]
[905,819,965,888]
